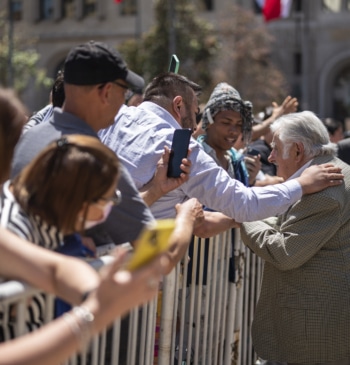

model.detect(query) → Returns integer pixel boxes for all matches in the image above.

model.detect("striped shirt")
[0,181,63,250]
[0,180,63,340]
[22,104,54,134]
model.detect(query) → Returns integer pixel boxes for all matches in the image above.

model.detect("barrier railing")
[0,229,262,365]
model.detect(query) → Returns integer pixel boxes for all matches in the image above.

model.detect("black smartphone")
[167,129,192,178]
[168,54,180,74]
[246,147,260,156]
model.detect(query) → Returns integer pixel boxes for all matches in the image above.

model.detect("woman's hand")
[83,247,168,334]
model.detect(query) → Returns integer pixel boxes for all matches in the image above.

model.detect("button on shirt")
[99,102,302,222]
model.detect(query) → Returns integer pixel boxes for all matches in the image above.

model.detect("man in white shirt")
[99,73,343,227]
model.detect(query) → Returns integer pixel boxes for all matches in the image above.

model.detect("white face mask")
[84,201,114,230]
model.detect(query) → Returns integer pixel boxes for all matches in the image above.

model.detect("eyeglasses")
[98,189,122,206]
[111,80,129,91]
[98,81,130,97]
[111,81,132,99]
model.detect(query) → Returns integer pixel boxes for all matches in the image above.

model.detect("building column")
[76,0,84,19]
[301,1,310,110]
[97,0,106,20]
[53,0,62,20]
[25,0,40,22]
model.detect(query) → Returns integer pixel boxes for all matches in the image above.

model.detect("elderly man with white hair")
[241,111,350,365]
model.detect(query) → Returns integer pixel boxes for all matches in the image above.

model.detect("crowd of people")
[0,39,349,365]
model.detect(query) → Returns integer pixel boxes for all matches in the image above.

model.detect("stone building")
[2,0,350,126]
[263,0,350,128]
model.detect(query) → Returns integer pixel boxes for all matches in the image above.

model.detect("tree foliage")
[119,0,219,99]
[213,4,289,112]
[119,2,288,112]
[0,13,51,96]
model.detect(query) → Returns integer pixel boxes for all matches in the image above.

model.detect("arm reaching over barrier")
[0,228,168,365]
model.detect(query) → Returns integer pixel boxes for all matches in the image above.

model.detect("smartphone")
[167,129,192,178]
[168,54,180,74]
[125,219,176,271]
[246,147,260,156]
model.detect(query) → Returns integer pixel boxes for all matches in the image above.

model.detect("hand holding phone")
[167,129,192,178]
[125,219,175,271]
[246,147,260,156]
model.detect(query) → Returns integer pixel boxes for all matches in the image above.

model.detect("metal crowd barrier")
[0,230,262,365]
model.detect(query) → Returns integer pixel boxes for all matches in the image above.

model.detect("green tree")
[119,2,289,111]
[214,4,289,112]
[0,13,51,96]
[119,0,219,99]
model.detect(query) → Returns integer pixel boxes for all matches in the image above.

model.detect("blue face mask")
[84,201,113,230]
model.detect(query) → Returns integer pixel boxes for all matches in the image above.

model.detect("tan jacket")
[241,155,350,364]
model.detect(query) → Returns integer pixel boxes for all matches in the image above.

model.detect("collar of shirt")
[198,138,236,179]
[287,159,313,180]
[53,108,98,137]
[140,101,182,129]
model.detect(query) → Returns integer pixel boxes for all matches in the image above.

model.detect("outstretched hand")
[156,197,203,274]
[84,247,168,334]
[251,96,299,142]
[271,95,298,119]
[139,146,192,206]
[297,163,344,195]
[175,197,204,228]
[156,145,191,194]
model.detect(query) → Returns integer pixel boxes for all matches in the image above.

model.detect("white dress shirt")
[99,102,302,222]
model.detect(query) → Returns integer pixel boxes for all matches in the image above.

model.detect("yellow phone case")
[126,219,176,271]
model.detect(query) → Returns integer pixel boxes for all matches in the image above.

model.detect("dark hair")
[52,71,65,107]
[143,73,201,111]
[126,89,143,106]
[322,117,343,136]
[13,135,119,234]
[0,88,27,183]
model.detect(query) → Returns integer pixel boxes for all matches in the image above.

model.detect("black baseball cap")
[63,41,144,90]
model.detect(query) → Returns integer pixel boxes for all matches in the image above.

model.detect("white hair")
[270,111,337,159]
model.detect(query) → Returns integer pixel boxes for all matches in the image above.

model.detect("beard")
[181,110,195,130]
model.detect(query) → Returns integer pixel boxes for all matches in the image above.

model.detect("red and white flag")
[256,0,292,22]
[114,0,123,3]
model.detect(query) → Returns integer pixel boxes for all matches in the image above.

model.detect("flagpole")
[167,0,176,60]
[7,0,14,88]
[301,1,309,110]
[135,0,141,39]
